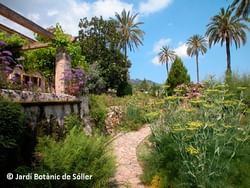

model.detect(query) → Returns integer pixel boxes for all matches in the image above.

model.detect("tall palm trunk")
[226,37,231,73]
[166,61,169,75]
[124,44,128,80]
[196,54,199,83]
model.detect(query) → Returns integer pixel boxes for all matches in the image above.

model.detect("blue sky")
[1,0,249,83]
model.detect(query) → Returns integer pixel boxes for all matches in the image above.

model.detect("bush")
[142,84,250,187]
[166,57,190,94]
[22,115,116,188]
[89,95,107,129]
[119,104,147,131]
[0,97,24,185]
[116,81,133,97]
[226,73,250,107]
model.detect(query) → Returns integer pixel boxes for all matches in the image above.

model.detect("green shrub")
[116,81,133,97]
[226,73,250,107]
[166,57,190,94]
[64,113,82,133]
[142,84,250,187]
[0,97,24,185]
[34,125,115,188]
[89,95,107,129]
[119,104,147,131]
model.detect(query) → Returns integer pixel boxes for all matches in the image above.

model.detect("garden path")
[112,125,151,188]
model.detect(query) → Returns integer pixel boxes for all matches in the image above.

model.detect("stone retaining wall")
[0,89,91,134]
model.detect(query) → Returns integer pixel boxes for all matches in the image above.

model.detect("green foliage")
[226,72,250,107]
[89,95,107,129]
[24,24,87,87]
[142,84,250,187]
[86,63,107,94]
[0,97,24,149]
[166,57,190,94]
[0,32,25,59]
[0,97,24,177]
[23,47,56,84]
[79,17,128,93]
[64,113,82,132]
[34,125,115,188]
[117,81,133,97]
[120,104,147,131]
[138,79,150,91]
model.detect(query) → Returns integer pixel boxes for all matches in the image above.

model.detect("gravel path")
[112,126,151,188]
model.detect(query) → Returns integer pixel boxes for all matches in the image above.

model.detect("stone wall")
[0,89,77,102]
[0,89,91,134]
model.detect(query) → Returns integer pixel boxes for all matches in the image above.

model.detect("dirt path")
[112,126,151,188]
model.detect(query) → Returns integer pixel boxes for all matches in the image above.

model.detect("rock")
[105,106,123,134]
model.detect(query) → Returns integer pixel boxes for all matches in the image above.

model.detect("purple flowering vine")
[63,67,86,96]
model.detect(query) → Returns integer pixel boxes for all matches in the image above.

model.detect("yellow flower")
[237,86,247,91]
[205,89,221,93]
[165,96,179,101]
[214,84,228,90]
[172,128,185,132]
[187,121,203,129]
[203,104,214,109]
[186,145,200,155]
[223,125,232,128]
[191,99,206,105]
[183,108,197,113]
[150,175,161,188]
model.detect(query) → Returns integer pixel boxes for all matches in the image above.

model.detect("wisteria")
[63,67,86,96]
[0,41,16,74]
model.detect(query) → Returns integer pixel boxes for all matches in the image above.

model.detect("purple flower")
[4,66,12,72]
[0,41,6,47]
[15,64,23,69]
[2,50,12,56]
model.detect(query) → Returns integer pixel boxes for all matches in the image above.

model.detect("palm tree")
[206,7,249,74]
[186,35,207,83]
[115,9,145,67]
[158,46,176,75]
[231,0,250,18]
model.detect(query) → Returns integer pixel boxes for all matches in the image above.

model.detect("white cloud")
[153,38,171,53]
[139,0,172,15]
[0,0,133,37]
[174,43,188,58]
[47,10,59,17]
[92,0,133,19]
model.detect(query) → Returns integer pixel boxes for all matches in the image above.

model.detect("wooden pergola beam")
[0,3,54,39]
[0,23,36,43]
[21,42,50,51]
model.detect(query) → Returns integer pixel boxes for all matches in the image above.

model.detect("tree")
[231,0,250,18]
[78,17,128,93]
[186,35,207,83]
[114,9,144,73]
[166,57,190,94]
[206,7,249,74]
[158,46,176,75]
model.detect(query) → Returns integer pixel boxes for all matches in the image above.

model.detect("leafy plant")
[0,97,24,181]
[89,95,107,129]
[142,84,250,187]
[166,57,190,94]
[117,81,133,97]
[16,115,115,188]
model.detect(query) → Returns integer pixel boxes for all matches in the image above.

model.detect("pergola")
[0,3,53,50]
[0,3,72,94]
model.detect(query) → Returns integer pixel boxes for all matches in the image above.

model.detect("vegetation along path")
[112,125,151,188]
